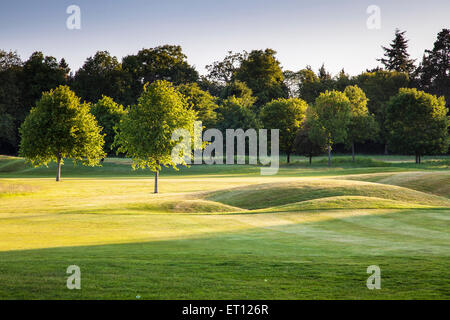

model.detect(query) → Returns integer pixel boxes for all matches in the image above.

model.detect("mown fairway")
[0,155,449,299]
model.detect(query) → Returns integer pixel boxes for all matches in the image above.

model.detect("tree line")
[1,29,449,175]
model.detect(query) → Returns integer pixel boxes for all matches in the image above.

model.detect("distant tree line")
[1,28,449,171]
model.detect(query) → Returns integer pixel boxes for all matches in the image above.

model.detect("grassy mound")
[257,196,436,213]
[344,171,450,198]
[206,179,450,209]
[126,199,242,213]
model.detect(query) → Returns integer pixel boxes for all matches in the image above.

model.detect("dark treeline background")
[0,28,449,157]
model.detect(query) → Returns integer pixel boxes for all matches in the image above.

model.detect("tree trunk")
[154,170,159,194]
[418,154,421,164]
[327,145,331,167]
[384,144,388,155]
[56,154,61,182]
[309,154,312,165]
[352,142,355,162]
[287,152,290,164]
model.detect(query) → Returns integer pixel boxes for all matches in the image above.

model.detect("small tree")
[308,90,352,166]
[114,80,197,193]
[91,95,126,155]
[343,85,378,161]
[385,88,449,163]
[260,98,308,163]
[294,119,327,164]
[19,85,105,181]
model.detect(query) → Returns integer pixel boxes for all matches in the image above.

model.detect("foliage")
[219,80,257,106]
[205,51,247,84]
[19,86,105,172]
[385,88,449,160]
[260,98,308,162]
[0,50,22,151]
[294,120,327,163]
[234,49,288,107]
[71,51,128,104]
[377,29,416,74]
[122,45,199,105]
[21,52,69,117]
[414,28,450,107]
[114,80,197,172]
[343,85,379,146]
[355,70,410,146]
[177,83,218,129]
[91,96,126,154]
[216,96,261,132]
[308,90,352,149]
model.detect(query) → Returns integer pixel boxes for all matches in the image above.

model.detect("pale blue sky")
[0,0,448,76]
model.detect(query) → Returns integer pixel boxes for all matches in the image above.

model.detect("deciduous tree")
[114,80,197,193]
[19,86,105,181]
[308,90,352,166]
[385,88,449,164]
[260,98,308,163]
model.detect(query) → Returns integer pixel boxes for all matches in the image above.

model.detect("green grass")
[0,155,449,299]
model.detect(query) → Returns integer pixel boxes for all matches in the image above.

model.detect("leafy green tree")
[177,83,218,129]
[308,90,352,166]
[122,45,199,104]
[385,88,449,163]
[377,29,416,74]
[91,96,126,155]
[355,70,410,153]
[415,29,450,108]
[234,49,288,107]
[216,96,261,132]
[260,98,308,163]
[71,51,128,104]
[114,80,197,193]
[294,119,327,164]
[343,85,379,161]
[19,86,105,181]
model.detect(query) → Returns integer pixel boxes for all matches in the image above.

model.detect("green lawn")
[0,155,449,299]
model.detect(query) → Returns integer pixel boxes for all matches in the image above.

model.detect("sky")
[0,0,449,76]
